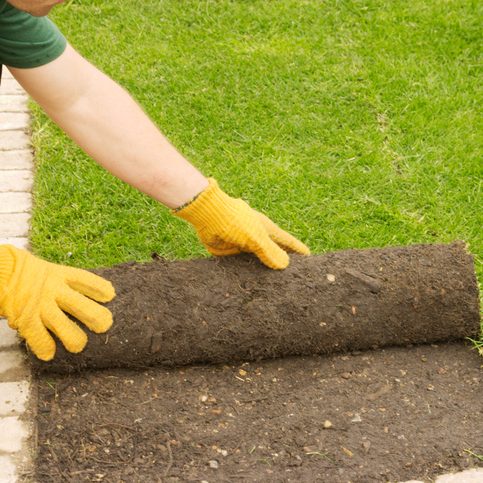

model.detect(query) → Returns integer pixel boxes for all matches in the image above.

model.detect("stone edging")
[0,68,35,483]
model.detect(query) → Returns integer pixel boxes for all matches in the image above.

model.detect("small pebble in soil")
[323,420,333,428]
[351,414,362,423]
[327,273,336,282]
[209,460,219,469]
[341,446,353,457]
[341,372,351,379]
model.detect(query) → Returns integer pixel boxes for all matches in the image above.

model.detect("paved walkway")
[0,68,481,483]
[0,68,34,483]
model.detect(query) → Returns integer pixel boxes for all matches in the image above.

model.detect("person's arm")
[10,43,208,208]
[3,37,310,361]
[10,44,310,269]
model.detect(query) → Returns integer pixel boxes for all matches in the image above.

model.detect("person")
[0,0,310,362]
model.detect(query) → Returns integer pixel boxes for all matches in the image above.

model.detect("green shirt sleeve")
[0,0,67,69]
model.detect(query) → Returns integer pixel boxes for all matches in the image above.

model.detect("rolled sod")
[31,242,480,373]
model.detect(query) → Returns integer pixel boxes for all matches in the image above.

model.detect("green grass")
[29,0,481,341]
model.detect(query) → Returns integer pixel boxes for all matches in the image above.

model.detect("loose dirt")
[36,342,482,482]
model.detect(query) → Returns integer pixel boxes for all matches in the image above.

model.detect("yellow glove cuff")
[173,178,235,229]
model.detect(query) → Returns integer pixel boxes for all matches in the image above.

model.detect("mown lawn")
[29,0,481,341]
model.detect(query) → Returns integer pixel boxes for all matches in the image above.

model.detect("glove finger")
[243,233,290,270]
[206,245,242,257]
[57,287,113,334]
[218,215,290,269]
[258,213,311,255]
[202,237,242,256]
[62,266,116,303]
[42,306,88,354]
[17,315,56,361]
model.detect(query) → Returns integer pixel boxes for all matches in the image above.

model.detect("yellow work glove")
[0,245,115,361]
[174,178,310,269]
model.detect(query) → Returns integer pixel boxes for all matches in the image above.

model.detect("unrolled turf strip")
[30,242,480,373]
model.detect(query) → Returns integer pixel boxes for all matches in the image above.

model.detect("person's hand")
[174,178,310,269]
[0,245,115,361]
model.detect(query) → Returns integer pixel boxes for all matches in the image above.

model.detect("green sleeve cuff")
[0,3,67,69]
[3,35,67,69]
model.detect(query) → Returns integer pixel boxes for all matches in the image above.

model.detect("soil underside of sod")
[31,244,480,373]
[36,342,482,482]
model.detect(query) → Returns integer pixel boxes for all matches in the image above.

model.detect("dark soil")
[34,244,481,481]
[36,342,482,482]
[31,243,479,372]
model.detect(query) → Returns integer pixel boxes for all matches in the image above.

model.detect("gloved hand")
[174,178,310,269]
[0,245,115,361]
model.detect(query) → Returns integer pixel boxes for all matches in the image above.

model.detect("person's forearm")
[9,44,208,208]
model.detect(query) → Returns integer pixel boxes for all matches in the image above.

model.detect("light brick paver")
[402,469,483,483]
[0,214,31,237]
[0,238,29,249]
[0,193,32,213]
[0,382,29,416]
[0,113,30,131]
[0,324,19,350]
[0,455,17,482]
[436,469,483,482]
[0,95,29,113]
[0,352,25,378]
[0,417,28,453]
[0,150,34,170]
[0,78,24,95]
[0,131,30,151]
[0,170,33,192]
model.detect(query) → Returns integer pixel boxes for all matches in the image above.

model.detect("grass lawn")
[29,0,481,343]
